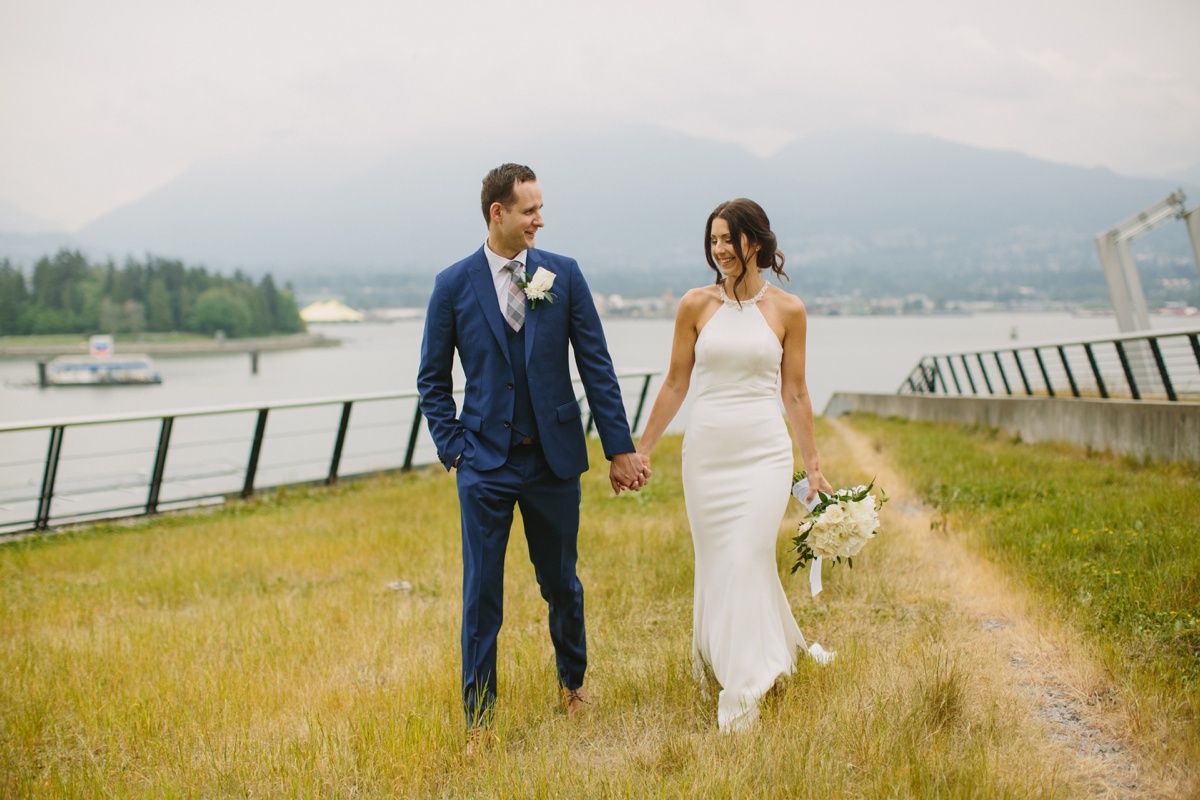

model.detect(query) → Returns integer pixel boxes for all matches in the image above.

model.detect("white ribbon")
[791,477,824,597]
[809,557,824,597]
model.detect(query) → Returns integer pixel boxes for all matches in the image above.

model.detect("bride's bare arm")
[778,295,833,498]
[635,289,708,458]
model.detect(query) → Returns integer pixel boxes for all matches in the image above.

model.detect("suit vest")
[506,323,537,444]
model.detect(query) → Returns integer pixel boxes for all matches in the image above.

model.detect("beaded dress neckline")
[719,282,769,308]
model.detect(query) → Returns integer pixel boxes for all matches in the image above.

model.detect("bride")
[635,198,835,732]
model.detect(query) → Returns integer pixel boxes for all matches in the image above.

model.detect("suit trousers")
[455,442,586,726]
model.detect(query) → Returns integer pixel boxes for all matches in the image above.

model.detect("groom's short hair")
[481,163,537,223]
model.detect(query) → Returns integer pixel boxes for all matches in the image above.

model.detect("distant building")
[595,292,677,318]
[300,300,364,323]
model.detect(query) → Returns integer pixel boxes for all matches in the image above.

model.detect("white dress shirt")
[483,242,527,314]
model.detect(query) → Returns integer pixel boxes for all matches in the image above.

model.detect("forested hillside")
[0,250,304,339]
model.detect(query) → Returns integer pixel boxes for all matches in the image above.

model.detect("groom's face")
[489,179,544,257]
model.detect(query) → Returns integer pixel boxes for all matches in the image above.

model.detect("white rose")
[814,517,855,557]
[529,267,555,293]
[849,496,877,524]
[823,504,846,524]
[843,536,867,557]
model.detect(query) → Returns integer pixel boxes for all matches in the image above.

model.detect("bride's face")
[709,217,760,278]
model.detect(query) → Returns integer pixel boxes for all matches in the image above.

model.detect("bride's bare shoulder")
[765,285,806,315]
[681,285,720,301]
[677,285,720,312]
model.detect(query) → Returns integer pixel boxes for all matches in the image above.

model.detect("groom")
[417,163,648,744]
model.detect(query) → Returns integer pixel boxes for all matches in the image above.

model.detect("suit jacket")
[417,246,635,479]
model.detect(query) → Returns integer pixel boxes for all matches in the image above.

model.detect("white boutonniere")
[519,267,557,309]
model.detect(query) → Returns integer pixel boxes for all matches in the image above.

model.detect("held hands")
[610,452,652,495]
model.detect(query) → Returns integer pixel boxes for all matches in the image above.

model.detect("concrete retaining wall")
[823,393,1200,466]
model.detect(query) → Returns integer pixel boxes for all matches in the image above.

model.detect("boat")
[39,336,162,386]
[42,354,162,386]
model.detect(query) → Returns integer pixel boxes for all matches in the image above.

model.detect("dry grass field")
[1,416,1195,798]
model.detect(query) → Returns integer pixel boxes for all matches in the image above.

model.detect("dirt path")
[828,416,1174,799]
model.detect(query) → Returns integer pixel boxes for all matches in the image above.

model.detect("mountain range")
[2,127,1198,291]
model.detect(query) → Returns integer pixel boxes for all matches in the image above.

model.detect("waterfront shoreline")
[0,332,340,359]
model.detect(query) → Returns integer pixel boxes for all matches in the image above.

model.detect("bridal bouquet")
[789,470,887,576]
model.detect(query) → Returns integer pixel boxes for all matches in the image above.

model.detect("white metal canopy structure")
[1095,189,1200,333]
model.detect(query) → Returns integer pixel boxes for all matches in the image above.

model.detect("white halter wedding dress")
[682,283,827,732]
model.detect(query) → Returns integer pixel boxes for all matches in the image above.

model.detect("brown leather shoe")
[465,726,498,756]
[560,686,591,718]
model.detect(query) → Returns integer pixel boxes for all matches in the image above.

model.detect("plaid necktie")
[503,261,526,332]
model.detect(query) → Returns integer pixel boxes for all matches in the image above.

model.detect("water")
[0,312,1150,425]
[3,311,1194,532]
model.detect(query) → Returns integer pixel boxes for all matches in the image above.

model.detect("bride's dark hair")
[704,198,788,300]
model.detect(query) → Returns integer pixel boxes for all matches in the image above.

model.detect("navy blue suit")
[417,246,635,725]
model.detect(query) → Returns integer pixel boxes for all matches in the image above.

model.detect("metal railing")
[898,327,1200,402]
[0,370,660,535]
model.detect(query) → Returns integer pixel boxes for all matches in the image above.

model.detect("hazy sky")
[2,0,1198,230]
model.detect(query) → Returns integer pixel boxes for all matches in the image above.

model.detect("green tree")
[123,299,146,336]
[30,250,93,331]
[187,288,253,337]
[256,274,305,334]
[26,307,72,335]
[6,250,303,339]
[99,297,121,334]
[146,277,173,331]
[275,280,306,333]
[238,281,270,336]
[0,261,29,335]
[151,257,188,326]
[114,256,145,304]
